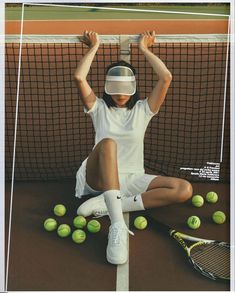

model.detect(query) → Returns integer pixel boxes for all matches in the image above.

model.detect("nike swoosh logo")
[134,195,138,202]
[117,196,122,199]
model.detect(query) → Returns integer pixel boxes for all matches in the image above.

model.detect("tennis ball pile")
[43,192,226,237]
[44,204,148,246]
[43,203,102,244]
[187,191,226,229]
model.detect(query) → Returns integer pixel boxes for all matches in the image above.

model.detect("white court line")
[6,19,228,22]
[116,213,129,291]
[0,2,5,291]
[5,3,25,291]
[220,16,231,163]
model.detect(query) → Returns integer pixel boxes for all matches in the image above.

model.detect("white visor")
[105,66,136,95]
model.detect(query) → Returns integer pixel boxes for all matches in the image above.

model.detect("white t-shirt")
[84,97,157,174]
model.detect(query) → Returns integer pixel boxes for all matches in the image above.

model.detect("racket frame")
[148,217,230,281]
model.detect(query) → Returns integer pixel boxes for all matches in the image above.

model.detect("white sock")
[103,190,124,225]
[121,194,145,212]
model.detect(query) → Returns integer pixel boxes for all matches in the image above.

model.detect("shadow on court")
[5,180,230,291]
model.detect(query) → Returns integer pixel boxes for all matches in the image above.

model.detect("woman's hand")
[139,31,156,51]
[80,31,100,49]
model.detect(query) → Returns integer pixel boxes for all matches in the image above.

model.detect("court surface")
[5,180,230,291]
[6,19,228,35]
[5,4,231,291]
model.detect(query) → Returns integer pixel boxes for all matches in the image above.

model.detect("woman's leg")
[142,176,193,209]
[77,138,120,217]
[78,174,193,217]
[81,137,129,265]
[85,138,124,223]
[85,138,119,191]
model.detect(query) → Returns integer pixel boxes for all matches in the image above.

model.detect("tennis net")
[5,34,230,182]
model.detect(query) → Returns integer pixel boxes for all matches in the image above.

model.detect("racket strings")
[191,243,230,279]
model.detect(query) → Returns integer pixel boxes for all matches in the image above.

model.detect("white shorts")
[75,159,157,198]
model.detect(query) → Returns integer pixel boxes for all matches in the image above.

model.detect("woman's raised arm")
[139,31,172,114]
[74,31,100,110]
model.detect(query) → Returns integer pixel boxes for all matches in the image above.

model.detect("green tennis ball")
[187,216,201,229]
[212,211,226,224]
[72,229,86,244]
[44,218,57,231]
[87,220,101,233]
[191,195,204,207]
[134,216,148,230]
[54,204,66,216]
[57,224,71,237]
[206,191,218,203]
[73,215,87,229]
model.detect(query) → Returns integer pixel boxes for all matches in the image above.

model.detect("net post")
[119,35,130,63]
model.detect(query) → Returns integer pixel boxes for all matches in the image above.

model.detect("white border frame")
[230,0,235,290]
[2,1,234,292]
[0,2,5,293]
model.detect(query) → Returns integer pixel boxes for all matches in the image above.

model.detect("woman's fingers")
[84,30,99,47]
[139,31,156,49]
[83,30,96,38]
[80,31,100,48]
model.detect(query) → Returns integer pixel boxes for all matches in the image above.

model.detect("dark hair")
[102,60,140,110]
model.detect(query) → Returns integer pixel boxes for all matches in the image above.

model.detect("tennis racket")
[148,216,230,281]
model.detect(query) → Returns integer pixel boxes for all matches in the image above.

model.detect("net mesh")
[131,41,230,181]
[5,35,230,182]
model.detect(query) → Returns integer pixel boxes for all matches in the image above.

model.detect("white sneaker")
[77,194,108,217]
[106,221,134,265]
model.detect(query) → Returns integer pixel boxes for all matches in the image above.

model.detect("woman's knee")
[98,138,117,155]
[175,179,193,203]
[86,138,117,175]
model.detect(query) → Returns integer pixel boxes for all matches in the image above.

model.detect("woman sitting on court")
[74,30,193,265]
